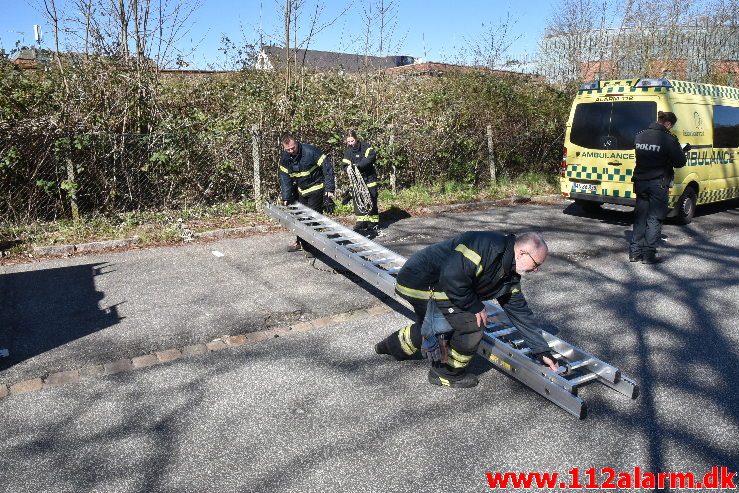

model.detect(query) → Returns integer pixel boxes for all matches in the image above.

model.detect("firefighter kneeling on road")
[342,129,379,234]
[375,231,559,388]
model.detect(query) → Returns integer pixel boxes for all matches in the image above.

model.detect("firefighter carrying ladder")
[265,202,639,419]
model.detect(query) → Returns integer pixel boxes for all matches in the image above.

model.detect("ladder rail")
[266,202,404,301]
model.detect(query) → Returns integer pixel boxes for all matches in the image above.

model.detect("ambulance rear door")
[567,96,658,202]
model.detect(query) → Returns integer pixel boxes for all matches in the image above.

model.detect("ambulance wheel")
[574,199,601,213]
[674,188,696,225]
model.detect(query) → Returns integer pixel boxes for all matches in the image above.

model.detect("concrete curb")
[418,194,564,214]
[32,236,141,257]
[0,303,395,400]
[193,225,273,239]
[20,194,564,258]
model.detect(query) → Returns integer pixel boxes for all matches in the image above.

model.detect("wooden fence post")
[65,155,79,221]
[251,124,262,210]
[388,128,396,195]
[486,125,496,184]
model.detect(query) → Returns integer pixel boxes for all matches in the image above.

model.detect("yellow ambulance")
[559,78,739,223]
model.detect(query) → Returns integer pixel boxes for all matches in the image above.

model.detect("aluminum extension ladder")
[265,202,639,419]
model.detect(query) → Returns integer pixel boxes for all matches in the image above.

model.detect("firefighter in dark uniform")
[279,132,335,252]
[629,111,687,264]
[342,129,379,233]
[375,231,559,388]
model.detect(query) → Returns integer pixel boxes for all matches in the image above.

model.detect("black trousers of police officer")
[630,178,669,257]
[382,292,483,373]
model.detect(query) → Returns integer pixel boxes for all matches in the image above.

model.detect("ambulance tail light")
[560,147,568,177]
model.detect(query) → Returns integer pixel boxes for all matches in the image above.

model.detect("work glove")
[323,195,336,214]
[421,335,448,363]
[533,350,557,367]
[421,335,440,361]
[340,190,353,205]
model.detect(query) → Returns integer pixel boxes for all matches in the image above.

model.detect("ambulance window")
[713,105,739,148]
[571,101,656,150]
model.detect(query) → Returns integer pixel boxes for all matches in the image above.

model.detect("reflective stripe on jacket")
[343,140,378,184]
[279,142,335,202]
[395,231,549,354]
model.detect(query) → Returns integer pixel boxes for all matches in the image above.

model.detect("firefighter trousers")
[381,293,482,372]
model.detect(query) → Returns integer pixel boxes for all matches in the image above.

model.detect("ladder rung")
[356,249,383,256]
[568,373,599,387]
[565,358,593,372]
[489,327,516,337]
[370,258,391,264]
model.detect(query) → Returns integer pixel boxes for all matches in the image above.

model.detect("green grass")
[380,172,557,211]
[1,174,557,258]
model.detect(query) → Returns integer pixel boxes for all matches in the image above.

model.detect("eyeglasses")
[524,251,541,270]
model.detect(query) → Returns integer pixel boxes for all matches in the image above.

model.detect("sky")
[1,0,557,69]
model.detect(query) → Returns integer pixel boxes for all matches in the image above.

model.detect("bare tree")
[464,13,522,70]
[279,0,351,94]
[56,0,200,69]
[284,0,292,93]
[358,0,400,61]
[539,0,615,81]
[541,0,739,83]
[41,0,69,91]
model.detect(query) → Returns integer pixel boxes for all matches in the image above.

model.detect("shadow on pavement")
[0,263,122,376]
[562,201,634,226]
[379,206,411,229]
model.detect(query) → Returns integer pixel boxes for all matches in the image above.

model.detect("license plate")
[572,182,597,192]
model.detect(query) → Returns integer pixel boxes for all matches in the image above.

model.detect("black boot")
[286,241,303,252]
[642,252,661,264]
[428,363,478,388]
[375,338,391,355]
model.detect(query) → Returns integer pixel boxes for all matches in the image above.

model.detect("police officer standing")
[374,231,559,388]
[342,130,379,234]
[279,132,335,252]
[629,111,687,264]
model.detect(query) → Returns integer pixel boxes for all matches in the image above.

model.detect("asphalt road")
[1,198,738,492]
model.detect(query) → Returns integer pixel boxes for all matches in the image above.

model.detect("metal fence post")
[487,125,496,184]
[251,124,262,210]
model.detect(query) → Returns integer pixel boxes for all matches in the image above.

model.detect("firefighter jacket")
[633,123,686,182]
[279,142,335,202]
[342,141,378,188]
[395,231,550,354]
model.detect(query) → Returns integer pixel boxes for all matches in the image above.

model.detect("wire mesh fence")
[0,124,560,228]
[1,129,256,226]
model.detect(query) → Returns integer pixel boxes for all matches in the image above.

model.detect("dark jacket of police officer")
[633,122,686,184]
[389,231,550,364]
[279,141,335,205]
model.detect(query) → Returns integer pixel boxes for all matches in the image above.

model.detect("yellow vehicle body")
[559,78,739,223]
